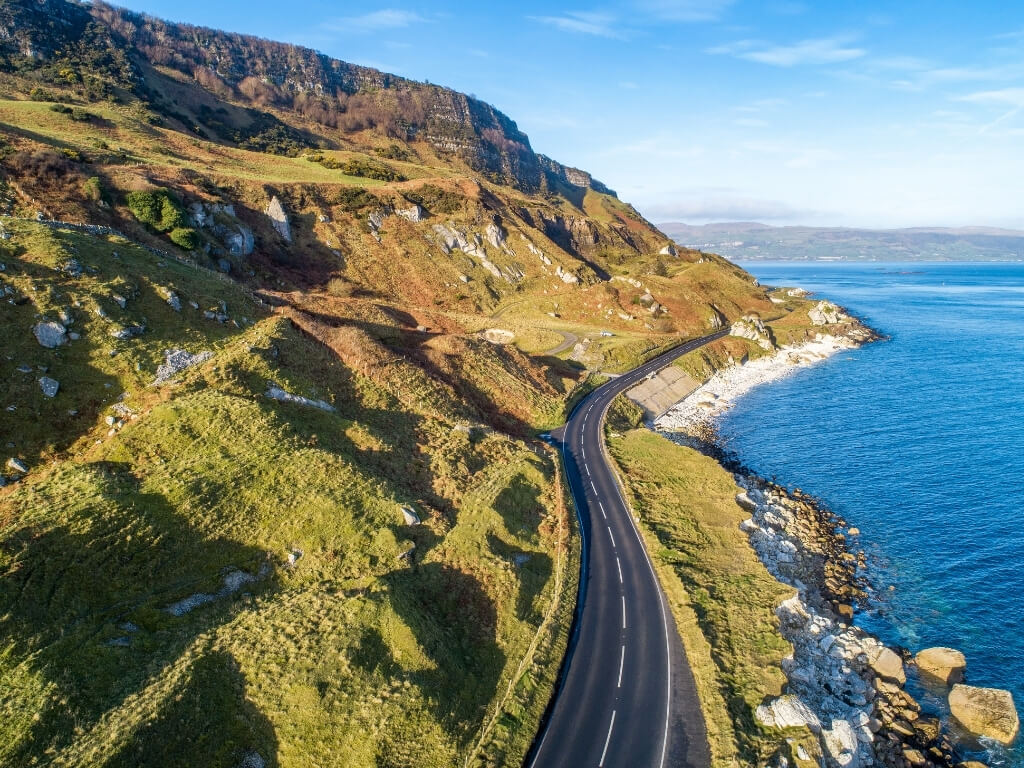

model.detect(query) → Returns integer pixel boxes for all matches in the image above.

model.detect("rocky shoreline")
[652,318,1016,768]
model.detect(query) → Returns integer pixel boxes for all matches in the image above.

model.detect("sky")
[114,0,1024,229]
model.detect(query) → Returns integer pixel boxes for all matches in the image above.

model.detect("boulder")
[38,376,59,398]
[400,505,420,526]
[481,328,515,344]
[659,243,677,256]
[396,204,425,222]
[33,320,68,348]
[735,492,758,512]
[754,694,822,730]
[867,646,905,684]
[822,719,859,767]
[915,646,966,685]
[226,225,255,256]
[7,457,28,474]
[264,196,291,242]
[948,684,1019,744]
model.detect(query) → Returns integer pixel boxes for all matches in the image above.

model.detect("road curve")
[527,329,728,768]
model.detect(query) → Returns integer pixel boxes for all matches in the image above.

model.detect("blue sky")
[117,0,1024,228]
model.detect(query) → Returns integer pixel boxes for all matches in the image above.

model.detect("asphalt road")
[527,329,728,768]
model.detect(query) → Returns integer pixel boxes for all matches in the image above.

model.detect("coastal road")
[528,329,728,768]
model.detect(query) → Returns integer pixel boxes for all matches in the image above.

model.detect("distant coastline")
[659,221,1024,262]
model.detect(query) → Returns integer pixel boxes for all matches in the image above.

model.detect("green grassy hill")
[0,2,830,766]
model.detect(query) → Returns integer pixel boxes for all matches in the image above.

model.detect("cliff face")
[2,0,610,194]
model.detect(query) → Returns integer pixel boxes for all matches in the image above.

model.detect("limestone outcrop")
[265,196,291,242]
[809,300,846,326]
[729,314,774,350]
[948,684,1019,744]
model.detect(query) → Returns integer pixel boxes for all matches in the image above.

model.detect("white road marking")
[618,645,625,687]
[599,710,616,767]
[607,526,615,547]
[616,557,623,583]
[585,464,591,477]
[599,502,607,519]
[591,480,598,494]
[621,595,627,629]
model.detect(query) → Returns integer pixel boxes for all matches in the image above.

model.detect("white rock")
[38,376,59,398]
[265,196,291,242]
[33,321,67,348]
[755,694,822,730]
[400,505,420,526]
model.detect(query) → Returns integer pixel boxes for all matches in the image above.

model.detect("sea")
[721,261,1024,765]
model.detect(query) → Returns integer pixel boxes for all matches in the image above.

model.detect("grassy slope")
[0,222,574,767]
[604,404,820,767]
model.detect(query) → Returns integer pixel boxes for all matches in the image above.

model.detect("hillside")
[662,221,1024,262]
[0,2,838,766]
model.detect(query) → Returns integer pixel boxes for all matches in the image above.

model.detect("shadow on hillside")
[102,650,279,768]
[493,472,545,540]
[487,533,553,623]
[381,562,504,742]
[0,461,276,764]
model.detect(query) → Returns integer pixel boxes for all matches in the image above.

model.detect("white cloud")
[530,11,623,38]
[709,37,865,67]
[324,10,427,32]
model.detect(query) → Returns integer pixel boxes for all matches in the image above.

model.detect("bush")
[403,184,463,215]
[375,144,412,161]
[331,186,377,213]
[125,189,188,232]
[326,278,355,297]
[169,227,201,250]
[337,156,404,182]
[82,176,106,203]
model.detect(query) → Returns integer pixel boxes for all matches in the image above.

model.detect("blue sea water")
[720,261,1024,764]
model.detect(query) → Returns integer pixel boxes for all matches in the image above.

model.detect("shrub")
[331,186,377,213]
[125,189,188,232]
[169,227,201,250]
[82,176,106,203]
[375,143,412,161]
[338,157,404,182]
[403,184,463,215]
[326,278,355,297]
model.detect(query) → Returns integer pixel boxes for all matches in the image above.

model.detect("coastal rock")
[33,320,68,348]
[948,684,1019,744]
[265,196,291,242]
[809,301,846,326]
[915,646,966,685]
[755,694,822,730]
[729,314,774,351]
[867,646,906,684]
[823,719,859,767]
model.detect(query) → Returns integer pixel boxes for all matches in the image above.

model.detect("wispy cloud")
[323,9,427,33]
[959,88,1024,107]
[530,11,623,38]
[708,37,865,67]
[634,0,734,22]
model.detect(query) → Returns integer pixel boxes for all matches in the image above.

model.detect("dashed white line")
[616,556,623,583]
[591,480,598,494]
[607,526,616,547]
[618,645,625,687]
[599,710,616,767]
[585,464,591,477]
[621,595,627,629]
[599,502,607,519]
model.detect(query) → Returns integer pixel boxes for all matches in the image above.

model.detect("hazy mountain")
[660,221,1024,262]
